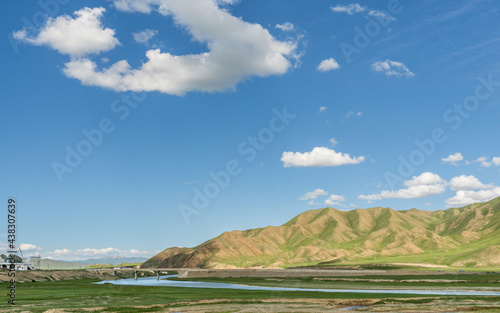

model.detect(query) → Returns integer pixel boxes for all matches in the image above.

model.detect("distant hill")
[38,259,88,270]
[142,197,500,269]
[76,256,148,265]
[34,257,147,269]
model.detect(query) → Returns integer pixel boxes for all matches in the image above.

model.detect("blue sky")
[1,0,500,261]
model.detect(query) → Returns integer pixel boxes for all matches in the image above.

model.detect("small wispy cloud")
[331,3,367,15]
[345,111,363,118]
[474,156,500,168]
[275,22,295,32]
[299,188,328,200]
[368,10,396,21]
[133,29,158,44]
[371,60,415,78]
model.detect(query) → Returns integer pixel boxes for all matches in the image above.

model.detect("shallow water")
[94,275,500,296]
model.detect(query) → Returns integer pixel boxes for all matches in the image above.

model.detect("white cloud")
[133,29,158,44]
[22,1,299,96]
[19,243,43,253]
[299,188,328,200]
[493,157,500,166]
[44,247,159,261]
[345,111,363,118]
[359,172,446,200]
[329,138,338,147]
[14,7,119,57]
[446,187,500,207]
[112,0,157,13]
[371,59,415,78]
[474,156,500,168]
[308,200,321,205]
[325,194,346,206]
[319,106,327,112]
[449,175,493,191]
[404,172,445,187]
[331,3,367,15]
[282,147,365,168]
[1,243,43,256]
[475,156,492,168]
[275,22,295,32]
[345,111,362,118]
[368,10,396,21]
[442,152,464,165]
[317,58,340,72]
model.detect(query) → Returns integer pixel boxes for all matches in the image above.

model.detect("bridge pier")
[157,270,160,280]
[134,271,138,280]
[113,270,116,277]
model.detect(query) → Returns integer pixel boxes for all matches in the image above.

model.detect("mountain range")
[142,196,500,269]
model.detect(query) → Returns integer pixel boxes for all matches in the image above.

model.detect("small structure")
[0,254,35,271]
[29,256,41,270]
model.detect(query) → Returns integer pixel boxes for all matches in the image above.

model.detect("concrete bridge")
[91,268,183,280]
[103,267,391,280]
[104,267,461,280]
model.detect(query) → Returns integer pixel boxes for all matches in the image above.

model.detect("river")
[94,275,500,296]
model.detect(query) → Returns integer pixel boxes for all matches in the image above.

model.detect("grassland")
[169,272,500,290]
[1,271,500,312]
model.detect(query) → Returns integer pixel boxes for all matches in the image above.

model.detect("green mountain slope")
[142,197,500,269]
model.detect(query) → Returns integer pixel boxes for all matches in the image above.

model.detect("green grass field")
[1,272,500,312]
[169,272,500,289]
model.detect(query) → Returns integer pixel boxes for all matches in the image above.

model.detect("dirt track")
[177,268,484,278]
[0,270,135,282]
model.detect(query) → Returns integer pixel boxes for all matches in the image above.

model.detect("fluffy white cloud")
[371,60,415,78]
[331,3,366,15]
[319,106,327,112]
[493,157,500,166]
[325,194,346,206]
[442,152,464,165]
[404,172,445,187]
[317,58,340,72]
[20,1,299,96]
[275,22,295,32]
[44,247,159,261]
[281,147,365,168]
[299,188,328,200]
[19,243,42,253]
[449,175,493,191]
[446,187,500,207]
[359,172,446,200]
[133,29,158,44]
[14,7,119,57]
[0,243,42,255]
